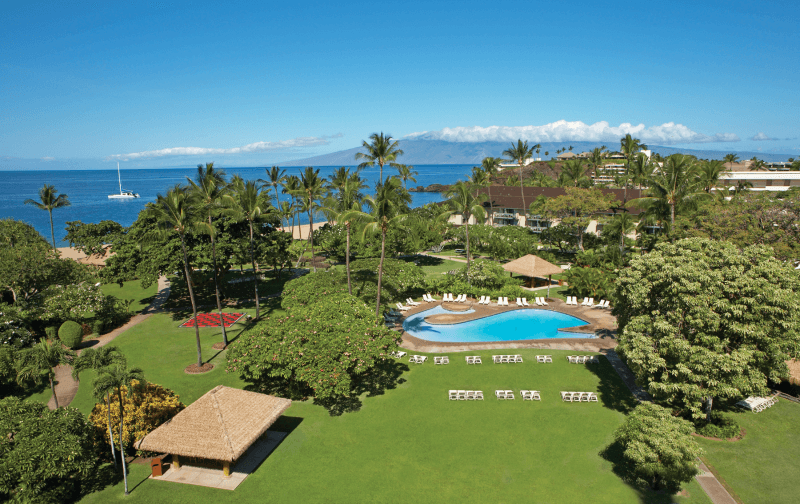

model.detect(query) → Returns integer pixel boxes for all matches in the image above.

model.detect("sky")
[2,0,799,169]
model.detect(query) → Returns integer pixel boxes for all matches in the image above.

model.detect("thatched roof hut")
[135,385,291,463]
[502,254,564,295]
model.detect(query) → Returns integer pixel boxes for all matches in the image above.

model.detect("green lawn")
[100,280,158,313]
[75,309,709,503]
[696,400,800,504]
[402,255,464,278]
[165,271,290,310]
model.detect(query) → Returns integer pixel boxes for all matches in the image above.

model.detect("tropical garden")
[0,132,798,503]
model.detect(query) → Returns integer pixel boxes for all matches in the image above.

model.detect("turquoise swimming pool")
[402,305,593,342]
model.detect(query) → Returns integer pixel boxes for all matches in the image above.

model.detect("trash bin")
[151,457,163,477]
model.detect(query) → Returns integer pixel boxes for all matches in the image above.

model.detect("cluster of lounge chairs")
[567,355,600,364]
[561,392,598,402]
[493,354,523,363]
[442,293,466,302]
[390,351,407,359]
[565,297,611,309]
[536,355,554,363]
[465,356,482,364]
[434,356,449,365]
[449,390,485,400]
[409,355,428,364]
[737,396,778,413]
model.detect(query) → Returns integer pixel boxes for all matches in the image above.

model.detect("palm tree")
[24,184,71,250]
[723,153,739,168]
[628,152,655,189]
[631,154,707,228]
[355,132,404,181]
[749,157,766,172]
[322,169,367,295]
[620,134,647,201]
[277,201,294,230]
[348,177,410,317]
[396,164,418,190]
[282,175,302,238]
[568,145,574,152]
[93,363,144,496]
[560,159,591,187]
[698,160,727,192]
[603,212,636,254]
[145,185,203,366]
[481,157,502,225]
[16,339,75,409]
[442,181,486,282]
[259,166,287,207]
[588,146,607,178]
[533,143,542,161]
[503,140,536,223]
[72,346,126,466]
[187,163,231,347]
[297,167,327,272]
[526,171,555,187]
[224,177,275,319]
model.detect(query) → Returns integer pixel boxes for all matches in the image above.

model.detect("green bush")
[45,326,57,340]
[91,320,104,335]
[695,412,740,439]
[58,321,83,348]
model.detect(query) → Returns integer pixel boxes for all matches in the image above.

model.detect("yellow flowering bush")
[89,379,185,455]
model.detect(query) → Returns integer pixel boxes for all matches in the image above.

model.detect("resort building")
[718,171,800,191]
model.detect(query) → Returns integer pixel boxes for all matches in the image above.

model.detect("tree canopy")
[615,238,800,419]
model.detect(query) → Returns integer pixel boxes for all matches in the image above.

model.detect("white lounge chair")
[521,390,532,400]
[428,293,438,301]
[483,296,491,304]
[514,355,523,363]
[434,356,449,365]
[406,298,420,306]
[516,297,523,306]
[503,297,509,306]
[505,390,515,400]
[475,390,484,400]
[390,351,407,359]
[588,393,598,402]
[567,355,578,363]
[540,297,548,306]
[457,390,467,400]
[536,355,547,363]
[531,391,541,401]
[473,356,482,364]
[586,297,594,306]
[544,355,553,363]
[396,302,411,311]
[465,390,476,400]
[580,297,589,306]
[561,391,572,402]
[522,298,530,306]
[495,390,506,400]
[449,390,458,400]
[534,297,542,306]
[478,295,485,304]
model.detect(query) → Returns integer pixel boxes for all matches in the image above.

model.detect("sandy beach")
[57,246,112,267]
[278,221,330,240]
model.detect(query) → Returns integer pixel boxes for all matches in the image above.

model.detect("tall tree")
[442,181,486,283]
[395,164,418,190]
[93,363,144,496]
[298,167,327,273]
[355,132,404,181]
[620,134,647,202]
[481,157,502,225]
[282,175,302,238]
[24,184,71,251]
[749,157,766,172]
[187,163,231,347]
[72,346,126,466]
[503,140,536,224]
[560,159,592,187]
[588,146,607,178]
[615,238,800,419]
[323,169,367,295]
[697,159,727,192]
[259,166,287,207]
[349,177,410,317]
[16,339,75,409]
[628,152,655,189]
[145,185,204,366]
[224,177,275,319]
[631,154,707,228]
[602,211,636,254]
[537,187,615,251]
[723,153,739,167]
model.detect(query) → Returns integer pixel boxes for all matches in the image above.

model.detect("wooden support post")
[222,461,231,478]
[172,454,181,470]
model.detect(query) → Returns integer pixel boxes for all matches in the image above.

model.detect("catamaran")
[108,162,140,199]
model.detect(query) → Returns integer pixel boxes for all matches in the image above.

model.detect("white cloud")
[405,120,740,145]
[750,132,776,141]
[107,133,343,161]
[41,156,55,161]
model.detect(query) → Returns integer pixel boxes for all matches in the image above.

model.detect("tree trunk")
[308,205,316,273]
[49,375,59,408]
[49,210,56,251]
[106,393,117,467]
[578,224,585,252]
[118,388,129,495]
[488,186,494,226]
[620,225,625,255]
[670,203,675,228]
[345,221,352,295]
[209,215,228,346]
[180,236,203,367]
[518,163,526,225]
[465,215,471,285]
[375,226,386,319]
[706,396,713,419]
[249,223,260,319]
[291,197,296,239]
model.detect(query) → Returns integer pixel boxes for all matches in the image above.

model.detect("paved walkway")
[47,276,171,410]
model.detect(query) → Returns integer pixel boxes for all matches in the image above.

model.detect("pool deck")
[396,298,618,353]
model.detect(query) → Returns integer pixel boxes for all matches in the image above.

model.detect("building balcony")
[493,212,517,219]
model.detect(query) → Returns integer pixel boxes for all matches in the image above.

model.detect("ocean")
[0,164,476,246]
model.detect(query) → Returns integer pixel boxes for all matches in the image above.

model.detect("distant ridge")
[280,139,796,166]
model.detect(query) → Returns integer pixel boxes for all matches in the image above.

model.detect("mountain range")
[281,140,795,166]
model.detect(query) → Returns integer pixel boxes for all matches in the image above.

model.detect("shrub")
[281,270,349,310]
[0,304,35,348]
[58,321,83,348]
[44,326,57,340]
[88,379,185,457]
[91,319,104,335]
[695,412,741,439]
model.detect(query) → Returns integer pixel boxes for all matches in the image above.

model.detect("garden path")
[47,276,171,410]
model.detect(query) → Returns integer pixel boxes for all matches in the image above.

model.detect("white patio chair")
[505,390,515,400]
[521,390,532,400]
[449,390,458,400]
[536,355,546,363]
[457,390,467,400]
[580,392,590,402]
[514,355,523,363]
[441,356,449,364]
[588,393,598,402]
[522,298,530,306]
[492,355,501,363]
[567,355,578,363]
[532,391,541,401]
[544,356,553,363]
[434,357,443,364]
[561,392,572,402]
[500,356,510,363]
[475,390,484,400]
[495,390,506,400]
[466,390,476,400]
[473,356,482,364]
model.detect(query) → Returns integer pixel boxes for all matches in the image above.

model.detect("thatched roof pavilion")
[135,385,291,476]
[502,254,564,295]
